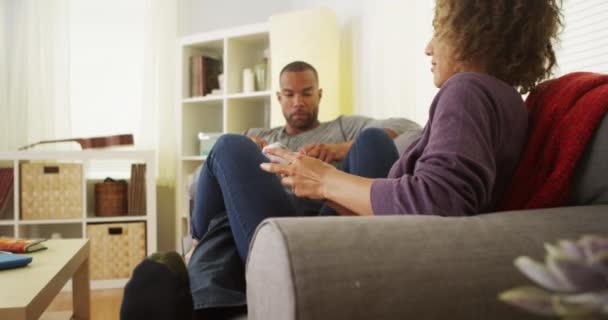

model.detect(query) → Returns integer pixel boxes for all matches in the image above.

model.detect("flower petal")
[515,256,573,292]
[548,255,607,292]
[560,290,608,313]
[580,235,608,260]
[499,286,556,316]
[558,239,586,261]
[589,252,608,282]
[554,291,608,317]
[546,242,564,258]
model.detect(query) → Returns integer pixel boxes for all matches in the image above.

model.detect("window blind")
[556,0,608,75]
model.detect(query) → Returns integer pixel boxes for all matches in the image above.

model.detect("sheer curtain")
[0,1,6,127]
[0,0,71,151]
[68,0,176,185]
[140,0,177,187]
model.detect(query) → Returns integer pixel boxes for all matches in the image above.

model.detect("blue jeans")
[188,128,399,310]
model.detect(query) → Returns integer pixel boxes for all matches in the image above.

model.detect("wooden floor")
[44,288,124,320]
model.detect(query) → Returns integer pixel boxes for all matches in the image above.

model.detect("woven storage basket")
[20,162,83,220]
[94,179,127,217]
[87,222,146,280]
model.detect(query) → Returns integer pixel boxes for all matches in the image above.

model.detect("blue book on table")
[0,252,33,270]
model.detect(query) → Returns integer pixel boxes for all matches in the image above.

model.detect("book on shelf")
[0,237,48,253]
[128,163,146,215]
[0,168,14,219]
[0,185,13,219]
[190,55,221,97]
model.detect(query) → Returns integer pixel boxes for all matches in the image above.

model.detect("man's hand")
[248,135,268,149]
[298,141,354,163]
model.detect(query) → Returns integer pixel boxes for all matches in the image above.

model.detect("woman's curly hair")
[433,0,563,93]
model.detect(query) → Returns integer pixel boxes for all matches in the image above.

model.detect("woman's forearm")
[322,169,375,216]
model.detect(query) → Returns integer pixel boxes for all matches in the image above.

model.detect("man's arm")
[248,135,268,149]
[242,128,270,149]
[299,128,399,163]
[383,128,398,139]
[305,116,420,162]
[360,116,422,138]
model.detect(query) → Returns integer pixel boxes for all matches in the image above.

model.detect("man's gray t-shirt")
[245,115,421,158]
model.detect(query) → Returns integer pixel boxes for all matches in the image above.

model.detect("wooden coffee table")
[0,239,91,320]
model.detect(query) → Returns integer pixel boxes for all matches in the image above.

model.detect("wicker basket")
[94,179,127,217]
[87,222,146,280]
[20,162,83,220]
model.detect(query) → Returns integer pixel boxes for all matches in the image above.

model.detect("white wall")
[269,7,341,126]
[178,0,290,36]
[289,0,436,125]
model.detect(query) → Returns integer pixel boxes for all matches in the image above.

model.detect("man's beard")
[287,111,317,130]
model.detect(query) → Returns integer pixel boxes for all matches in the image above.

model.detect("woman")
[263,0,562,217]
[189,0,563,318]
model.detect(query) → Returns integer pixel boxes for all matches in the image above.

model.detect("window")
[69,0,145,139]
[69,0,146,178]
[556,0,608,75]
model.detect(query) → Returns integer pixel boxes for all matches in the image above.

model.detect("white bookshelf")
[176,23,271,248]
[0,150,156,289]
[175,9,341,248]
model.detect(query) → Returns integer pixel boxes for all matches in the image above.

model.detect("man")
[246,61,417,164]
[187,61,420,319]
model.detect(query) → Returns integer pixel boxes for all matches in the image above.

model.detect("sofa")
[245,113,608,320]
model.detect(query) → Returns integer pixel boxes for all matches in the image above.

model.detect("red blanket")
[498,72,608,211]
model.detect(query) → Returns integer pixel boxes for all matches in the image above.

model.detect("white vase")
[242,68,254,93]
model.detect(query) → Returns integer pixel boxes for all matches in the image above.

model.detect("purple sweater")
[370,73,527,215]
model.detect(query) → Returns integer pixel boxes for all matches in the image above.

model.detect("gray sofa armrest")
[246,205,608,320]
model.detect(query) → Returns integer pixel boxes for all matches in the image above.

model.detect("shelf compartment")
[86,159,132,180]
[86,178,129,218]
[226,33,270,95]
[85,162,131,219]
[182,102,223,157]
[181,40,224,100]
[0,226,14,237]
[226,98,270,134]
[19,223,82,239]
[179,161,204,236]
[19,161,84,221]
[85,160,146,218]
[87,221,146,280]
[181,162,203,200]
[179,215,190,245]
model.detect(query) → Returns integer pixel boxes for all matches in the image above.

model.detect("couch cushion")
[570,113,608,205]
[393,129,422,155]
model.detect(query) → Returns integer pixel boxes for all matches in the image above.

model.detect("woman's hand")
[260,148,338,199]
